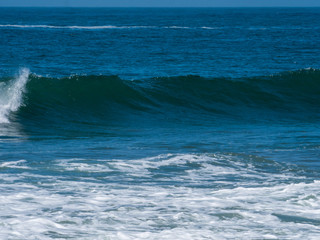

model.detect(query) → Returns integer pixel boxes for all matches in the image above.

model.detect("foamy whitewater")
[0,68,29,123]
[1,7,320,239]
[1,154,319,240]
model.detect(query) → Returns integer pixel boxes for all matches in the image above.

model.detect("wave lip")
[0,68,29,123]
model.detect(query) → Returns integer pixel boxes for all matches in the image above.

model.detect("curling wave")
[0,68,29,123]
[1,68,320,125]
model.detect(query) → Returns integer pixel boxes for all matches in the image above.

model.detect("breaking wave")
[1,68,320,125]
[0,68,29,123]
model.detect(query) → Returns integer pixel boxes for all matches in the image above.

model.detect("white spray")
[0,68,30,123]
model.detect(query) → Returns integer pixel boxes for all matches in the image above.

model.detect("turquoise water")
[0,8,320,239]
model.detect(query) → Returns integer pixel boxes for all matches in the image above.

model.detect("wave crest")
[0,68,29,123]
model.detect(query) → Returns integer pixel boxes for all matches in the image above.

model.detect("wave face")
[1,68,320,126]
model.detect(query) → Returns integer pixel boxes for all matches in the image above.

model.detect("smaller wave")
[0,68,29,123]
[0,24,318,31]
[0,24,156,29]
[0,24,220,30]
[164,26,191,29]
[200,26,219,29]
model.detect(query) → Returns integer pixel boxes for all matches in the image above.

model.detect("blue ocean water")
[0,7,320,239]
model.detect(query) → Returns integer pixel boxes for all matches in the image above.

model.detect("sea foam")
[0,68,29,123]
[0,154,319,239]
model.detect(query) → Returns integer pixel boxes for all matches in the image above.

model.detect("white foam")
[0,160,29,169]
[0,154,319,239]
[55,154,304,186]
[0,68,30,123]
[201,26,219,29]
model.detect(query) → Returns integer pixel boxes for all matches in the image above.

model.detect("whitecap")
[0,68,30,123]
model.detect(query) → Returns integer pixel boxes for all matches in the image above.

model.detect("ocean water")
[0,7,320,239]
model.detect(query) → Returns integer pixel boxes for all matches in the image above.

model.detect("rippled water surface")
[1,8,320,239]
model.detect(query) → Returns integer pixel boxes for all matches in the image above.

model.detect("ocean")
[0,7,320,239]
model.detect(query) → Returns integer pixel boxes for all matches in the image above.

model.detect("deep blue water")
[0,8,320,239]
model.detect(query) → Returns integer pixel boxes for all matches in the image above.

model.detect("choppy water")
[1,7,320,239]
